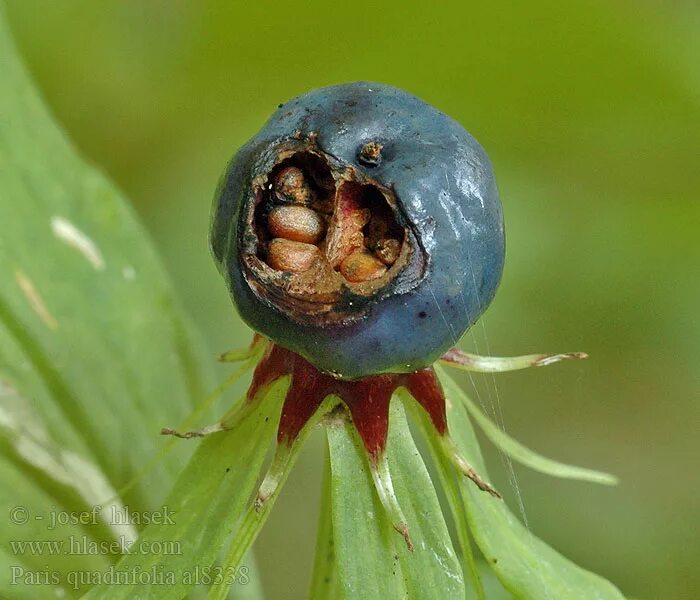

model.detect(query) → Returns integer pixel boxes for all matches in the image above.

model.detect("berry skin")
[211,82,505,379]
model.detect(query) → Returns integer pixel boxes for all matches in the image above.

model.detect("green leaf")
[206,391,331,600]
[475,561,516,600]
[399,389,487,599]
[1,380,115,598]
[326,398,464,600]
[0,0,204,507]
[431,366,625,600]
[0,6,263,597]
[84,381,284,600]
[458,386,618,485]
[308,451,339,600]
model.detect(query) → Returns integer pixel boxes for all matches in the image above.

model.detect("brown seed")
[267,239,321,273]
[339,251,388,283]
[374,238,401,266]
[274,166,312,205]
[267,206,325,244]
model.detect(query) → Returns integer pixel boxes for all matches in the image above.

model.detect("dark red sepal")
[247,343,449,461]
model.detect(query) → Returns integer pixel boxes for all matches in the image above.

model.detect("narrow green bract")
[326,400,465,599]
[431,367,626,600]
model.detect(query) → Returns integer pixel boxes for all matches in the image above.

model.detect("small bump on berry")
[358,141,383,166]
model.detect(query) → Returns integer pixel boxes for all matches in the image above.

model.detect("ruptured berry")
[211,82,505,379]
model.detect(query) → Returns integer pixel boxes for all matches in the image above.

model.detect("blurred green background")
[5,1,698,598]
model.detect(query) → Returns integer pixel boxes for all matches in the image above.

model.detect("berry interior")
[253,150,406,288]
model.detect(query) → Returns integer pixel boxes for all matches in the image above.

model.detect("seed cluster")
[263,164,402,284]
[265,166,325,275]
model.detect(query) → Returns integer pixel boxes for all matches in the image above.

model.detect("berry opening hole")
[255,151,405,286]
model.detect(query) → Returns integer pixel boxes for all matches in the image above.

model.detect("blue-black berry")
[211,82,505,379]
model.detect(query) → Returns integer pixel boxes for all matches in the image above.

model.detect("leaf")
[308,452,339,600]
[326,398,464,600]
[0,380,121,598]
[399,389,487,600]
[458,387,618,485]
[430,366,626,600]
[0,6,263,597]
[475,561,516,600]
[0,0,203,508]
[84,380,284,599]
[205,393,333,600]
